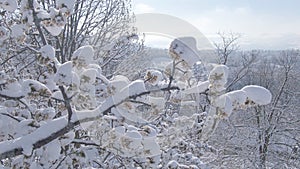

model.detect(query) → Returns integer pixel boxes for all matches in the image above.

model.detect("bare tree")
[209,50,300,169]
[214,32,241,65]
[213,32,257,92]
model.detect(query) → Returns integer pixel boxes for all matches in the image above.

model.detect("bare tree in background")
[16,0,143,71]
[59,0,144,72]
[209,50,300,169]
[252,51,300,168]
[214,32,241,65]
[214,32,256,91]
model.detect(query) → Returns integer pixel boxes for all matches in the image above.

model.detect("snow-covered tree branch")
[0,82,180,160]
[0,1,276,168]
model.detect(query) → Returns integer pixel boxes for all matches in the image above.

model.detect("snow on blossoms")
[208,65,229,93]
[241,85,272,106]
[144,69,163,85]
[0,26,9,42]
[97,123,161,158]
[174,46,273,142]
[18,0,75,36]
[38,45,56,64]
[0,16,277,168]
[169,37,199,67]
[10,24,26,42]
[213,85,272,117]
[54,61,73,86]
[72,45,95,68]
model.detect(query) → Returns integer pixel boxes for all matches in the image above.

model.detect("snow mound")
[214,94,233,116]
[10,24,26,40]
[208,65,229,92]
[22,79,52,96]
[225,90,247,108]
[51,91,63,100]
[183,81,209,94]
[241,85,272,105]
[212,85,272,118]
[126,80,146,96]
[144,69,163,85]
[169,37,200,67]
[44,25,63,36]
[0,79,23,97]
[125,130,142,139]
[40,45,55,60]
[80,68,97,84]
[72,45,95,68]
[109,75,130,93]
[54,61,73,86]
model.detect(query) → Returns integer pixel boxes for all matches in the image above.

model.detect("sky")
[133,0,300,50]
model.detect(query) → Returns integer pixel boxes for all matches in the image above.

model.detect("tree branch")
[0,85,179,160]
[28,0,47,46]
[58,86,73,122]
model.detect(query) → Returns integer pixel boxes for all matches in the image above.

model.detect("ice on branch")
[0,117,68,159]
[22,144,33,156]
[112,104,147,123]
[111,80,146,104]
[169,37,200,67]
[0,75,51,98]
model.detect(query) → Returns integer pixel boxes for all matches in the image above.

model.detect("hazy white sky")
[133,0,300,50]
